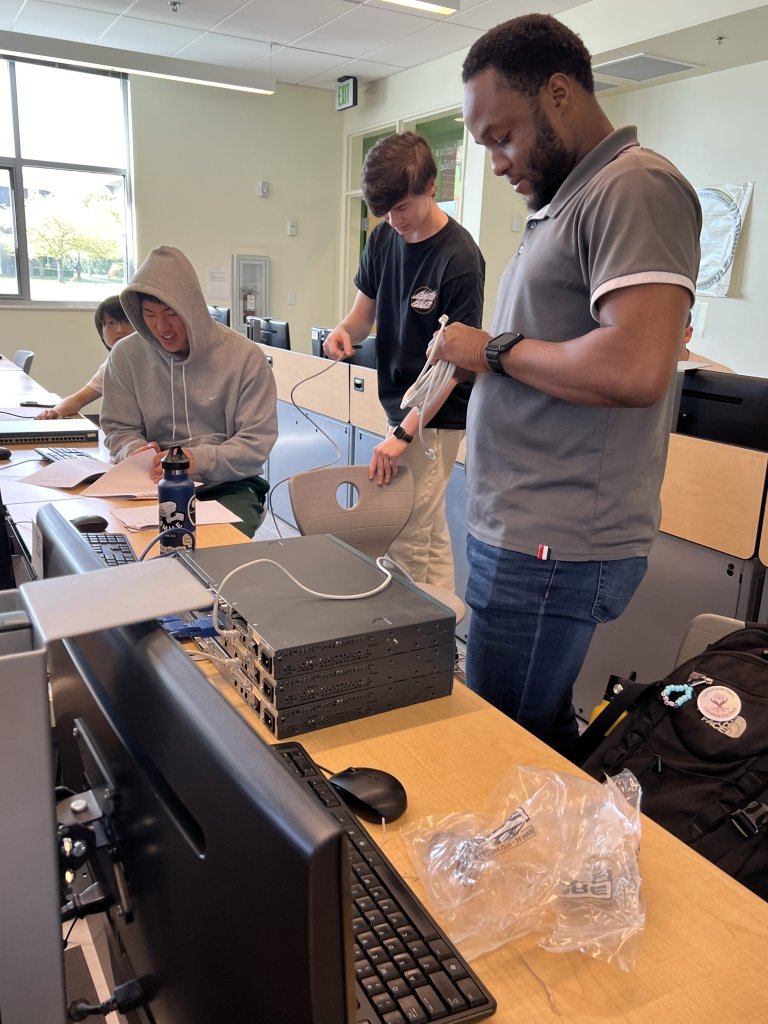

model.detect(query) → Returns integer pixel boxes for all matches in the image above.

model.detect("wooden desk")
[200,674,767,1024]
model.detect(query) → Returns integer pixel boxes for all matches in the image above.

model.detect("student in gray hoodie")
[101,245,278,536]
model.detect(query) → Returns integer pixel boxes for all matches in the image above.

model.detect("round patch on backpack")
[697,685,741,723]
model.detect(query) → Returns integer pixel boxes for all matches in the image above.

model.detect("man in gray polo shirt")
[432,14,701,757]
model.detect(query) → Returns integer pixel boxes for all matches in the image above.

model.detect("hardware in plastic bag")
[402,766,643,970]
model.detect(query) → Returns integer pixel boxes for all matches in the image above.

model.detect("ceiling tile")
[174,32,272,67]
[450,0,587,32]
[300,55,406,89]
[12,1,116,41]
[98,16,204,56]
[125,0,250,31]
[216,0,355,45]
[297,5,427,53]
[365,18,481,65]
[254,45,357,85]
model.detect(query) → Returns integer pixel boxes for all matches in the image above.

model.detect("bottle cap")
[160,445,189,475]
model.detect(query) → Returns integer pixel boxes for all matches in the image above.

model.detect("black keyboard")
[271,742,496,1024]
[82,532,138,567]
[36,446,97,462]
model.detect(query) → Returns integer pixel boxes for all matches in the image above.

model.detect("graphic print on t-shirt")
[410,285,437,314]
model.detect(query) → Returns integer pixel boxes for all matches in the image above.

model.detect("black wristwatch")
[485,332,525,375]
[393,425,413,443]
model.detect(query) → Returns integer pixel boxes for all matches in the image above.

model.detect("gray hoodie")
[101,245,277,484]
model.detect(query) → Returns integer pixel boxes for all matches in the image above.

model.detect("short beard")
[526,104,574,211]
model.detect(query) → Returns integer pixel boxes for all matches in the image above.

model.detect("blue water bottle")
[158,445,196,553]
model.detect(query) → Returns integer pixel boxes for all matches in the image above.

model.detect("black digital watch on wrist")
[393,425,413,443]
[484,332,525,375]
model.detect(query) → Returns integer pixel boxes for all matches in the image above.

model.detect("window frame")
[0,55,135,307]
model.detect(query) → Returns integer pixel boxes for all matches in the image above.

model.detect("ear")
[544,72,572,113]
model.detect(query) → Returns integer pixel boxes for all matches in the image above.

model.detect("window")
[0,57,132,303]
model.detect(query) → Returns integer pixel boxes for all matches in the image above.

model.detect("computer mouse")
[70,513,109,533]
[0,446,11,460]
[328,766,408,824]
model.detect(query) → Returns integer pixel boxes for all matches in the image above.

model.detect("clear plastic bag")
[402,766,644,970]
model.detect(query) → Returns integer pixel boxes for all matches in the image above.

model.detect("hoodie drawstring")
[169,359,193,446]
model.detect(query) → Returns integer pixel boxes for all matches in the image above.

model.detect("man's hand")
[323,326,356,360]
[369,433,408,485]
[36,408,62,420]
[430,322,493,376]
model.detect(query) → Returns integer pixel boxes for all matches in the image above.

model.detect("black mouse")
[328,766,408,824]
[0,446,11,460]
[71,513,109,533]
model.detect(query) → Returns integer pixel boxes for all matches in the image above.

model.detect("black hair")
[462,14,594,96]
[361,131,437,217]
[94,294,129,340]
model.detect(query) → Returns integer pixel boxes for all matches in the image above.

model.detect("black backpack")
[577,625,768,900]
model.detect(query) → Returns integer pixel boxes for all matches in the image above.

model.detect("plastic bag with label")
[402,766,643,970]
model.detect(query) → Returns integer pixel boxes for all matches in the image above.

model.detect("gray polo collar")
[541,125,640,219]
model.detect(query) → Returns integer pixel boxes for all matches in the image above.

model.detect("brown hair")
[361,131,437,217]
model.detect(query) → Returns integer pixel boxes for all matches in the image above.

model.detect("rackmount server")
[179,534,456,737]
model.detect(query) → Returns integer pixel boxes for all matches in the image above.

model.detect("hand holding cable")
[400,314,459,460]
[429,320,493,376]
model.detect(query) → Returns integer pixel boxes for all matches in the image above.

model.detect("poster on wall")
[695,182,753,297]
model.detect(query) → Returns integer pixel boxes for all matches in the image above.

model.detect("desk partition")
[572,434,768,718]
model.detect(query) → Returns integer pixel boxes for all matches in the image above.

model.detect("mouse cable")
[211,555,394,638]
[399,314,455,461]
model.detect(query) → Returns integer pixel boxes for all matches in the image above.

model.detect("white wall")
[1,75,343,400]
[342,29,768,377]
[598,61,768,376]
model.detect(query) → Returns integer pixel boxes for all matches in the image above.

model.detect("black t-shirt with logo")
[354,217,485,428]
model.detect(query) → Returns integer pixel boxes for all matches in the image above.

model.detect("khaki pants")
[386,427,463,591]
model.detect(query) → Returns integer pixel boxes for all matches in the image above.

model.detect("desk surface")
[4,367,768,1023]
[203,666,768,1024]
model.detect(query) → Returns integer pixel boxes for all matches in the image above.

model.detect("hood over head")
[120,245,215,362]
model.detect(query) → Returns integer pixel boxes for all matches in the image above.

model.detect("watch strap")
[485,332,525,375]
[393,425,413,443]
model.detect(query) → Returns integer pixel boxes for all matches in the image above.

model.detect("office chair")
[287,464,465,621]
[13,349,34,374]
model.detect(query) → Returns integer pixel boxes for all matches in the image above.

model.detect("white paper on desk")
[113,500,241,531]
[22,456,111,489]
[82,448,157,499]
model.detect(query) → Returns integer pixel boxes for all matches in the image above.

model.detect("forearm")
[437,284,690,408]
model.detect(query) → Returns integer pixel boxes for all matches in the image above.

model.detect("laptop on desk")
[0,417,98,445]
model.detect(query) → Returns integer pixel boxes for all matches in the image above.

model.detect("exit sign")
[335,76,358,111]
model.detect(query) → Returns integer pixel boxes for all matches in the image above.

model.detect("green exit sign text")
[335,76,358,111]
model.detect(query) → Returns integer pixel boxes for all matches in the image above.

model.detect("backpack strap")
[573,677,656,766]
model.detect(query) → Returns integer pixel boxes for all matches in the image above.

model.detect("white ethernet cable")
[399,314,456,460]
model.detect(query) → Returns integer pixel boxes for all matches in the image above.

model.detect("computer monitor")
[207,305,230,326]
[310,329,377,369]
[37,504,355,1023]
[675,369,768,452]
[258,317,291,350]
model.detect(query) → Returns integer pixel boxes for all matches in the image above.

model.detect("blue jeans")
[465,536,648,757]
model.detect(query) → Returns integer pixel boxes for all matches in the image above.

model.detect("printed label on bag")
[561,868,613,900]
[697,685,741,723]
[487,806,536,852]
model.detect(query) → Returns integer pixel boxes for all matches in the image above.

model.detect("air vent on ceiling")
[592,53,698,82]
[593,80,617,92]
